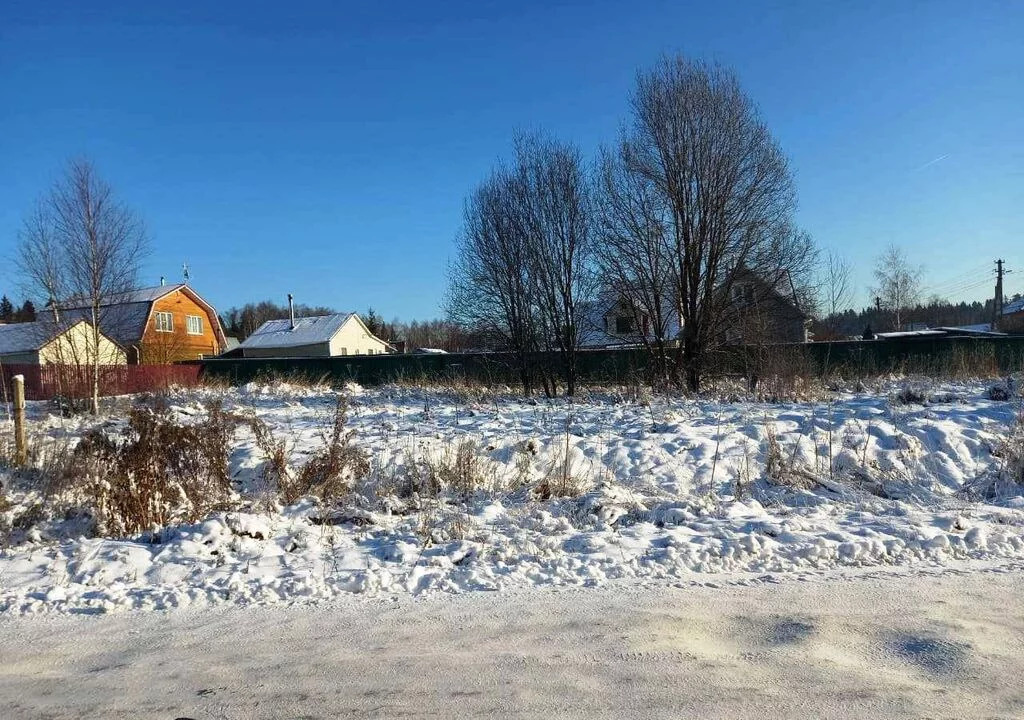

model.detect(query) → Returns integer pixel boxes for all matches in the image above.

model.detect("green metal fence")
[198,336,1024,388]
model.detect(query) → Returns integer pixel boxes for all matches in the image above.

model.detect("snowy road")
[2,564,1023,719]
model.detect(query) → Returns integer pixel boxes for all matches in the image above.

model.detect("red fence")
[0,363,202,401]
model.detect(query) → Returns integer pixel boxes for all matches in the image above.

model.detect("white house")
[240,313,392,358]
[0,319,127,365]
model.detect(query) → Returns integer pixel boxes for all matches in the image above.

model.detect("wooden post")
[12,374,27,466]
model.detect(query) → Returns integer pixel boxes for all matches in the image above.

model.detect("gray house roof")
[0,319,89,356]
[60,284,189,309]
[240,313,357,350]
[1002,296,1024,316]
[56,304,151,346]
[53,283,226,348]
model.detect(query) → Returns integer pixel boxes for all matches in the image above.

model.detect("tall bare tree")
[448,164,540,395]
[18,160,148,413]
[617,55,809,390]
[819,249,853,338]
[448,134,594,396]
[869,244,922,331]
[515,133,594,396]
[593,144,677,384]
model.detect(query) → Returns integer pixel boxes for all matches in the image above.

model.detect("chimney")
[160,276,165,286]
[288,293,295,330]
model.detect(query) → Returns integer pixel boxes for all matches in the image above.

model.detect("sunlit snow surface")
[2,380,1022,614]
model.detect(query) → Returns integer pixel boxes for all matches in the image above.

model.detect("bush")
[278,396,369,505]
[67,397,239,537]
[988,377,1019,401]
[893,382,930,405]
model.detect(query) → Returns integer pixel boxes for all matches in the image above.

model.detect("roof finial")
[182,262,190,283]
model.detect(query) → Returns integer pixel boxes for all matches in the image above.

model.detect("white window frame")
[186,314,203,335]
[155,311,174,333]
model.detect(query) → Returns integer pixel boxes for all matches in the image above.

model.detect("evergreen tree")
[0,295,13,322]
[17,300,36,323]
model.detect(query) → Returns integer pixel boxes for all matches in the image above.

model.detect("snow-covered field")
[2,379,1023,615]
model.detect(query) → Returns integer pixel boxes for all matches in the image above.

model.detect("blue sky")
[1,0,1021,319]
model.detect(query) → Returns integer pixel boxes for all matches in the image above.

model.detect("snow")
[2,379,1024,615]
[2,565,1023,718]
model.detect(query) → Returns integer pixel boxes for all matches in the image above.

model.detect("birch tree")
[18,160,148,414]
[869,244,922,331]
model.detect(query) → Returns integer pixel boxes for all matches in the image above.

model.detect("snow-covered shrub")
[66,396,240,538]
[763,423,816,490]
[892,381,931,406]
[279,397,369,505]
[988,377,1019,401]
[992,415,1024,487]
[382,439,496,501]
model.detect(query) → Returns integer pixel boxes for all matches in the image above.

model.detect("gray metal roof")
[240,313,356,349]
[0,322,49,354]
[0,320,88,355]
[57,304,151,346]
[61,284,185,309]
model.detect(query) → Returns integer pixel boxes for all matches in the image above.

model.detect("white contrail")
[913,153,950,172]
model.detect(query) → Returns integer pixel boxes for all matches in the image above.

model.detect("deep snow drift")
[2,379,1023,614]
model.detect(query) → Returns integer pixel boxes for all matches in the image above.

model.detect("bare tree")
[593,144,677,384]
[819,249,853,338]
[448,134,595,396]
[869,244,922,331]
[619,55,809,390]
[18,160,148,414]
[447,164,540,395]
[514,133,594,396]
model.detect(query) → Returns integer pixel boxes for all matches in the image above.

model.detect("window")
[186,315,203,335]
[339,347,348,356]
[155,311,173,332]
[367,349,374,355]
[732,284,755,305]
[615,316,636,334]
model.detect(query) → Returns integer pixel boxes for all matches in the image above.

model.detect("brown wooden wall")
[139,289,222,363]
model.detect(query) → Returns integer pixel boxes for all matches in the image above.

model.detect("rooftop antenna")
[182,262,190,283]
[160,276,165,286]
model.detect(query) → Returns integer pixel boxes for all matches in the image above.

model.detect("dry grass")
[967,408,1024,500]
[282,397,369,505]
[62,396,240,538]
[249,396,370,507]
[763,422,817,490]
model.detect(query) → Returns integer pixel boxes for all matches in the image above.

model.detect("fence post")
[12,374,27,466]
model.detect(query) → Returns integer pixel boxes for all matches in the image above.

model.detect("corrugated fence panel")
[0,363,202,401]
[199,337,1024,388]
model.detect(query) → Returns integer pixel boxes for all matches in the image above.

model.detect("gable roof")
[56,284,226,347]
[0,319,92,356]
[57,304,152,346]
[240,313,357,349]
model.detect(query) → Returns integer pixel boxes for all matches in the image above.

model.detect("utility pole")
[993,259,1008,331]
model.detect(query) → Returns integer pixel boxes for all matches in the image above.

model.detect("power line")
[920,266,993,294]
